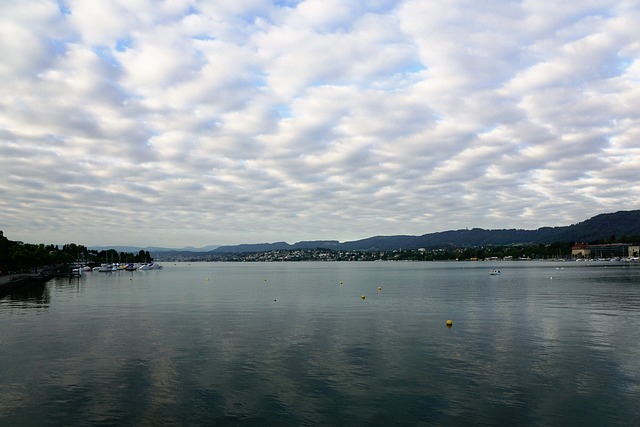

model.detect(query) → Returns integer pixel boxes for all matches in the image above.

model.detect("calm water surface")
[1,261,640,426]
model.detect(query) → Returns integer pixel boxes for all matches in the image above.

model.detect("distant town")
[155,242,639,263]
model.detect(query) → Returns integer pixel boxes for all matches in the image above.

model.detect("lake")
[1,261,640,426]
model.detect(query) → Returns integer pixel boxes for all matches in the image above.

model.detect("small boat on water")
[490,269,501,275]
[124,263,137,271]
[95,263,117,272]
[138,262,163,270]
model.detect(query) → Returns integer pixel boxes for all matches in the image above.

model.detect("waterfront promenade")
[0,270,57,295]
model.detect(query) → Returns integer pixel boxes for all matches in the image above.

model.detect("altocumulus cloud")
[1,0,639,247]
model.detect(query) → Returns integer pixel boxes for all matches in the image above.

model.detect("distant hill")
[89,245,173,253]
[211,210,640,253]
[89,245,220,253]
[180,245,220,252]
[214,240,340,253]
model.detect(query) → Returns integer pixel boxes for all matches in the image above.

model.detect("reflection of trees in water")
[50,276,83,293]
[0,280,50,309]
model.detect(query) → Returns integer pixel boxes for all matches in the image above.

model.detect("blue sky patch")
[56,0,71,15]
[93,46,121,67]
[115,37,133,52]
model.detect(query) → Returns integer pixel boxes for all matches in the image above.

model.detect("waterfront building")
[571,242,590,258]
[572,242,632,259]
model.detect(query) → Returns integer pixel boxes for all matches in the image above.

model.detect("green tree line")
[0,234,153,274]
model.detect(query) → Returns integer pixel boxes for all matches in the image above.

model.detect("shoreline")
[0,268,59,297]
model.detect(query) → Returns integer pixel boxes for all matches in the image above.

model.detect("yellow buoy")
[377,286,382,291]
[361,295,366,300]
[446,319,453,327]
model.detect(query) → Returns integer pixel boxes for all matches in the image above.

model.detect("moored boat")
[138,262,163,270]
[95,263,117,272]
[124,263,138,271]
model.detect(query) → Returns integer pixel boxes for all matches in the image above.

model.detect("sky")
[1,0,640,248]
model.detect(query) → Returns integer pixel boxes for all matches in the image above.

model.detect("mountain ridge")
[211,210,640,253]
[87,210,640,254]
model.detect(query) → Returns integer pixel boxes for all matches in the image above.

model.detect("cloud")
[1,0,640,247]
